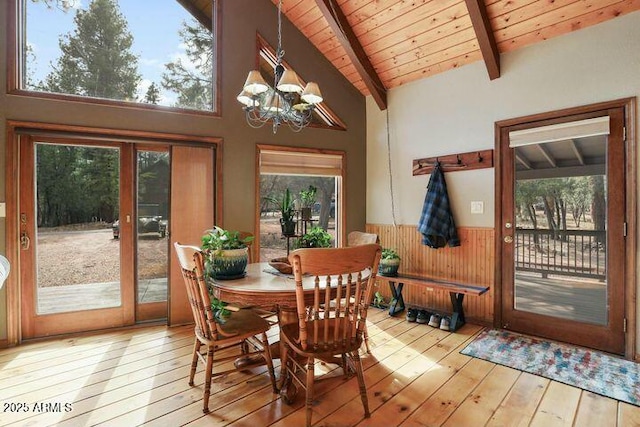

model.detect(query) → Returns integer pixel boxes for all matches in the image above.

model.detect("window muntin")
[18,0,216,113]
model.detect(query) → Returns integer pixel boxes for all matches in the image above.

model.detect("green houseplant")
[268,188,296,236]
[379,248,401,277]
[293,226,332,249]
[201,226,254,279]
[372,291,387,309]
[298,185,317,220]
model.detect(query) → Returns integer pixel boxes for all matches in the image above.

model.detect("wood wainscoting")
[366,224,495,325]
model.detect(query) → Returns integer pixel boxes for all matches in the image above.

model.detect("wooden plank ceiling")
[183,0,640,110]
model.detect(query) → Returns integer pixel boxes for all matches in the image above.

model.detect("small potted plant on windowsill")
[379,248,401,277]
[201,226,254,279]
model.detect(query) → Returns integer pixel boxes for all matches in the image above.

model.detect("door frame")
[494,98,637,359]
[5,121,223,345]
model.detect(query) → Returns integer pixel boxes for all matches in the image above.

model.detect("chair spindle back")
[288,244,381,352]
[174,243,219,341]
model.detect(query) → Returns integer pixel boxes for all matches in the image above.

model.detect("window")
[12,0,218,113]
[257,146,345,261]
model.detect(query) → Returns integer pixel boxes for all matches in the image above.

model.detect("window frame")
[6,0,222,116]
[255,144,347,259]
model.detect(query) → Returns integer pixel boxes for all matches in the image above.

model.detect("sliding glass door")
[135,149,170,322]
[20,138,133,338]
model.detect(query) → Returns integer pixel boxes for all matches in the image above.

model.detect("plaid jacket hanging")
[417,163,460,248]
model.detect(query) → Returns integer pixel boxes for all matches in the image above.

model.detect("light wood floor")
[1,309,639,427]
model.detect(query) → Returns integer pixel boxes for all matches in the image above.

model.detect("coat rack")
[412,149,494,176]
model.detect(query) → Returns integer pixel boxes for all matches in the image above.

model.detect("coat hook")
[477,152,483,162]
[456,155,462,164]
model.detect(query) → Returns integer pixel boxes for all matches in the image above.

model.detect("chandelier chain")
[276,0,284,63]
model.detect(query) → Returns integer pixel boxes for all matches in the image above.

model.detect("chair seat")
[213,308,272,339]
[280,321,363,358]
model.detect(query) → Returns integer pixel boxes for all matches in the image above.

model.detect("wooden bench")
[376,273,490,332]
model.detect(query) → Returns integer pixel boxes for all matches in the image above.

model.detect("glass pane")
[24,0,214,111]
[513,137,608,325]
[36,143,121,314]
[136,151,169,309]
[260,175,338,261]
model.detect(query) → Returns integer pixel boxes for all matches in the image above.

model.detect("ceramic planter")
[378,258,400,277]
[206,247,248,279]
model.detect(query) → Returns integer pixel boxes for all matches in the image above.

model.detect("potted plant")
[372,291,387,309]
[379,248,401,277]
[201,226,254,279]
[268,188,296,236]
[298,185,317,220]
[293,226,332,249]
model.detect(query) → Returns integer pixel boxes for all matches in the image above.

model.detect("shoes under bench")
[406,308,451,331]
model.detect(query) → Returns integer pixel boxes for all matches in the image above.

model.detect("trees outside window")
[21,0,215,112]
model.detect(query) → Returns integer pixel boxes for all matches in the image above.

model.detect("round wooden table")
[210,262,363,327]
[209,262,300,310]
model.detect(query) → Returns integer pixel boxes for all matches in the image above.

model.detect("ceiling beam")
[515,153,532,170]
[464,0,500,80]
[314,0,387,110]
[537,144,557,168]
[569,139,586,165]
[517,164,605,180]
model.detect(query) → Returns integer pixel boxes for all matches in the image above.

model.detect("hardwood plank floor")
[1,309,638,427]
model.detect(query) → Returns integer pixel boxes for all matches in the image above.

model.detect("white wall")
[367,11,640,354]
[367,11,640,228]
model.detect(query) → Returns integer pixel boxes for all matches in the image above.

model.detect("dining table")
[209,262,300,311]
[209,261,372,319]
[208,262,371,350]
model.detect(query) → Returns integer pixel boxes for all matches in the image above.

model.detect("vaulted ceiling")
[181,0,640,110]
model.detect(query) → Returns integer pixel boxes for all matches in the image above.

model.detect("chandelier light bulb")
[276,70,303,93]
[237,90,258,107]
[301,82,323,105]
[243,71,269,95]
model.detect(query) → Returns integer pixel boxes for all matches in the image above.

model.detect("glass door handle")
[20,231,31,250]
[20,213,30,250]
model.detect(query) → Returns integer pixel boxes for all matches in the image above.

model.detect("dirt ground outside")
[37,223,168,287]
[37,217,335,287]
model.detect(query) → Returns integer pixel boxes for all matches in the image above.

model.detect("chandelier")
[237,0,323,133]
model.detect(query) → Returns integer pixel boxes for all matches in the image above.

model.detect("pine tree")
[143,82,161,104]
[41,0,140,101]
[161,19,213,110]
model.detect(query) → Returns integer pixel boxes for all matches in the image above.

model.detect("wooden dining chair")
[173,242,277,414]
[280,244,382,427]
[346,231,379,352]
